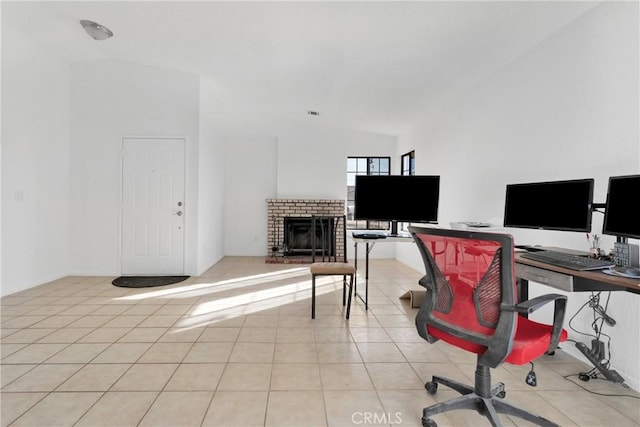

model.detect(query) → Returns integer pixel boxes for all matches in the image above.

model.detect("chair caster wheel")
[422,417,437,427]
[579,372,591,382]
[425,381,438,394]
[497,390,506,399]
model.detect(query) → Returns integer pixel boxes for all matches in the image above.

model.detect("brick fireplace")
[266,199,345,262]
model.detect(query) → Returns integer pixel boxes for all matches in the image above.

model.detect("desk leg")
[518,278,529,318]
[352,241,369,311]
[518,278,529,302]
[353,242,358,298]
[364,242,369,310]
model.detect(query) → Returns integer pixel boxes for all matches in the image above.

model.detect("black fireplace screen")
[283,217,335,256]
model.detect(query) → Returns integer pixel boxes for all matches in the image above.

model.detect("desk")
[515,253,640,298]
[352,235,413,310]
[515,253,639,383]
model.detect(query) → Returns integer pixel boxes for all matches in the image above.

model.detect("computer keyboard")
[460,221,491,228]
[521,250,616,271]
[352,231,387,239]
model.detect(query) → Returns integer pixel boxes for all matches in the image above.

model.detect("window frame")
[401,150,415,176]
[399,150,416,232]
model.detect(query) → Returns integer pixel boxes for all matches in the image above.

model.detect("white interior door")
[121,138,186,275]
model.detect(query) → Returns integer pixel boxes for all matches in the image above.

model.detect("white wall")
[223,134,277,256]
[1,27,71,296]
[69,61,200,275]
[276,125,397,199]
[197,79,226,273]
[397,2,640,390]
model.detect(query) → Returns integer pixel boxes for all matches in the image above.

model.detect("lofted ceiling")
[2,1,599,136]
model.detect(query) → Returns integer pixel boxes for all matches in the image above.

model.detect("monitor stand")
[389,220,399,237]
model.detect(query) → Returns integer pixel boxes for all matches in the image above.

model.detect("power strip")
[575,342,624,383]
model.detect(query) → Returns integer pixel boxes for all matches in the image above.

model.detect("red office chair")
[409,226,568,427]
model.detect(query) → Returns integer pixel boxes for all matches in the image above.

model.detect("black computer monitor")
[354,175,440,223]
[602,174,640,239]
[503,178,594,232]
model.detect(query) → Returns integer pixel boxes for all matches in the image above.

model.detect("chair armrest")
[513,294,566,314]
[504,294,567,354]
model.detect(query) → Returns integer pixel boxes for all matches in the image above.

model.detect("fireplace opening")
[283,217,335,257]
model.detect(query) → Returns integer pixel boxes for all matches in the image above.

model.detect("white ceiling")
[2,1,599,136]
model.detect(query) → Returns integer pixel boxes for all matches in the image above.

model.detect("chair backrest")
[311,215,347,263]
[409,226,517,367]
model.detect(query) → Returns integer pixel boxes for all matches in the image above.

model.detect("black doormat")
[112,275,190,288]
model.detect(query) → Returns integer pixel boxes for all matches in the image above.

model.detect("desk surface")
[515,253,640,294]
[351,235,413,244]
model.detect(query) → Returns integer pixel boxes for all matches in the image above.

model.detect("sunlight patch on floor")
[114,267,309,302]
[176,277,344,328]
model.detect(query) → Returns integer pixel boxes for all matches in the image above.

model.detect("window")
[401,150,415,176]
[346,157,390,229]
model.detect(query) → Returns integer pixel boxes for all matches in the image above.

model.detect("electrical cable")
[563,374,639,399]
[590,292,614,368]
[568,297,597,340]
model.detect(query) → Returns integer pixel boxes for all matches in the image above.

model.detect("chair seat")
[310,262,355,275]
[428,315,568,366]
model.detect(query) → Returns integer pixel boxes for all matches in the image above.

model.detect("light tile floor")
[1,257,639,427]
